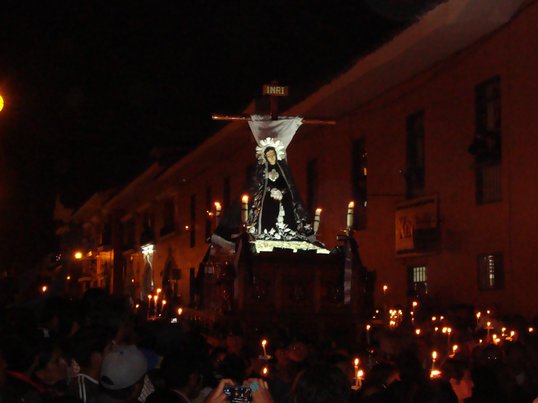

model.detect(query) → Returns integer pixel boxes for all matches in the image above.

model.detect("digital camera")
[223,386,252,403]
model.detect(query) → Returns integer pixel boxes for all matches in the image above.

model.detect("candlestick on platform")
[241,195,249,224]
[314,208,322,233]
[215,201,222,226]
[346,201,354,229]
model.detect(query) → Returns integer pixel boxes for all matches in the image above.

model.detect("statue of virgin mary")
[246,116,313,241]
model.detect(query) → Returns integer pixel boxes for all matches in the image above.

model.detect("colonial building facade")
[58,0,538,317]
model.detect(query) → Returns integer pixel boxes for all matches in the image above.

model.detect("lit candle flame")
[415,329,421,336]
[354,358,359,366]
[177,307,183,315]
[430,369,442,379]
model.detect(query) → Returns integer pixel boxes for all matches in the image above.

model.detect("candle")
[153,295,159,317]
[261,339,268,359]
[431,351,437,371]
[347,201,355,229]
[354,358,359,374]
[366,324,371,346]
[447,327,452,350]
[451,344,458,357]
[430,369,442,379]
[415,329,421,336]
[355,369,364,389]
[214,202,222,218]
[161,299,167,316]
[262,366,269,377]
[486,321,492,340]
[147,294,153,319]
[177,307,183,316]
[314,208,322,233]
[241,195,249,224]
[383,285,388,295]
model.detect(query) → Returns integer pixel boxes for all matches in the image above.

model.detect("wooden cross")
[212,81,336,125]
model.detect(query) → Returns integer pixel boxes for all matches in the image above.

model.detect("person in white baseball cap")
[95,344,147,403]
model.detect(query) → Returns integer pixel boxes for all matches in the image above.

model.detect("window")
[190,194,196,248]
[476,164,502,204]
[140,209,155,245]
[406,111,425,199]
[161,198,175,235]
[476,77,501,137]
[205,186,212,239]
[351,139,367,230]
[478,253,503,290]
[408,265,427,293]
[474,76,502,204]
[306,158,318,215]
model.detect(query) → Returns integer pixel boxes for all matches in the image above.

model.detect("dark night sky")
[0,1,437,271]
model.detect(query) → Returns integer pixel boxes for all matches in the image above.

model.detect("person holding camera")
[204,378,273,403]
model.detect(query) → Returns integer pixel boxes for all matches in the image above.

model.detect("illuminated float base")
[252,240,330,254]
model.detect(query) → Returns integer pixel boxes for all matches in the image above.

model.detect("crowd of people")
[0,287,537,403]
